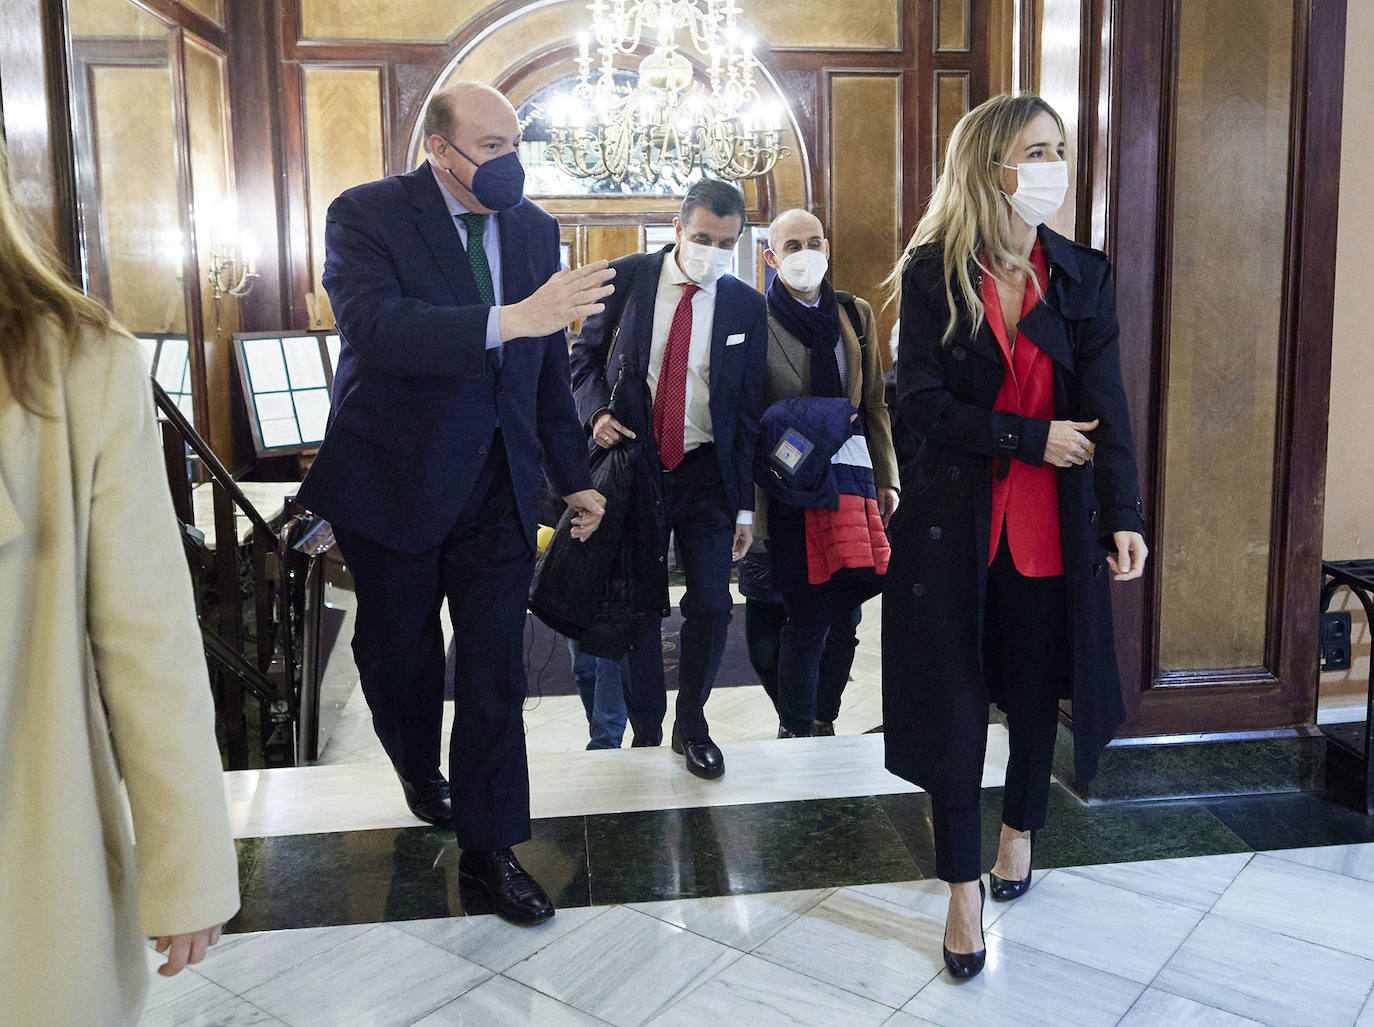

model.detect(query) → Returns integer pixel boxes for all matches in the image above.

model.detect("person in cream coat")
[0,140,239,1025]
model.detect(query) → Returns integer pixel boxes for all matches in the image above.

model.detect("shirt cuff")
[485,307,502,350]
[736,511,753,526]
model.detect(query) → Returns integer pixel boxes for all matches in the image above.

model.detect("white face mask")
[777,249,829,293]
[677,238,735,284]
[999,159,1069,226]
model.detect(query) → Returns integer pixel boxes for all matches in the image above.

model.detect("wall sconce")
[205,208,259,338]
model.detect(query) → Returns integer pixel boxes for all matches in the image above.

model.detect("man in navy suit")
[571,179,766,779]
[297,81,613,923]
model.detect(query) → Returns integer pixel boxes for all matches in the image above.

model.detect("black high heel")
[989,830,1034,902]
[942,880,986,979]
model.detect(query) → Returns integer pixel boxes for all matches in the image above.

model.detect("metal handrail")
[150,379,274,537]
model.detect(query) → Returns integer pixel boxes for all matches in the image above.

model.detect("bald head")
[422,80,517,153]
[769,208,822,242]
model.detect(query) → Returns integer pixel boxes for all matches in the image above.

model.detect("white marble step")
[223,728,1012,840]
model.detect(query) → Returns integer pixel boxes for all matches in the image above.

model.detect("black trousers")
[624,444,735,742]
[333,433,534,851]
[932,536,1069,883]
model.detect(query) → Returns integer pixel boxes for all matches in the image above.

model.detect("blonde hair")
[0,137,117,415]
[884,94,1066,341]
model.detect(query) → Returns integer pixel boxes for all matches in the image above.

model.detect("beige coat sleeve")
[85,340,240,936]
[853,298,900,492]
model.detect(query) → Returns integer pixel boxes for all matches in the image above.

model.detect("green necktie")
[458,212,495,306]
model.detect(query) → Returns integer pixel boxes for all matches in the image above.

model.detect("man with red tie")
[571,179,767,779]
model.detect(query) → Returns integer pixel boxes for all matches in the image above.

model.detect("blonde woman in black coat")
[882,94,1148,979]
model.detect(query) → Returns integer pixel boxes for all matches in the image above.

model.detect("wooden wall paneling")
[184,36,239,463]
[169,27,214,451]
[1157,0,1292,673]
[933,71,970,179]
[1106,0,1344,739]
[227,0,291,329]
[1266,0,1345,727]
[936,0,973,51]
[0,0,81,271]
[300,65,387,327]
[87,62,185,334]
[180,0,224,28]
[584,226,643,267]
[126,0,226,49]
[299,0,488,43]
[829,73,903,352]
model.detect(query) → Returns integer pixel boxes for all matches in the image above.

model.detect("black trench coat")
[881,226,1145,799]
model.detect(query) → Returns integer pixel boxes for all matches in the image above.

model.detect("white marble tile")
[1118,988,1263,1026]
[395,905,611,973]
[629,888,832,950]
[987,869,1203,984]
[1359,986,1374,1026]
[1266,841,1374,885]
[1211,853,1374,959]
[1061,852,1253,912]
[242,923,492,1027]
[847,879,1011,930]
[504,905,740,1027]
[881,1013,939,1027]
[1154,913,1374,1026]
[137,975,280,1026]
[191,923,376,995]
[413,974,607,1026]
[647,952,894,1027]
[905,934,1143,1027]
[752,888,945,1008]
[140,947,216,1011]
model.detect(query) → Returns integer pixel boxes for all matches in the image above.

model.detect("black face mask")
[440,136,525,211]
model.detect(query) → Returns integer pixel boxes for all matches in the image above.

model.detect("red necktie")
[654,283,699,470]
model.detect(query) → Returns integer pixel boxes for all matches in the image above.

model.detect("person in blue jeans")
[565,638,628,749]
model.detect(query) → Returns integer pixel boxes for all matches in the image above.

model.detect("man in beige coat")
[754,208,899,737]
[0,319,240,1022]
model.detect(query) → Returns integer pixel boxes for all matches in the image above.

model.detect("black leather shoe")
[943,881,986,979]
[989,831,1034,902]
[777,724,809,739]
[631,729,663,747]
[812,720,836,736]
[458,848,555,924]
[400,775,451,827]
[671,727,724,779]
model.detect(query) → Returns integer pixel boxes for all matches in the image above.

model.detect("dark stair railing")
[151,379,330,769]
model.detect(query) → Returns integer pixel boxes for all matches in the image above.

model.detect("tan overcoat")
[0,328,239,1025]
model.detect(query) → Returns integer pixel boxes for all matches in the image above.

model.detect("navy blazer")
[296,165,591,554]
[570,246,767,515]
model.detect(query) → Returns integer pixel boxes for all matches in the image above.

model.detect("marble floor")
[146,587,1374,1025]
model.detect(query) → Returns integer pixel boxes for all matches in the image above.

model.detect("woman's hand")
[1108,531,1148,581]
[154,923,224,977]
[1043,419,1098,467]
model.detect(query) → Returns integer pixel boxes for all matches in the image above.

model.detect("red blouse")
[980,240,1063,577]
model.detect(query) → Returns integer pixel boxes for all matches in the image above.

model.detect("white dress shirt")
[649,250,750,525]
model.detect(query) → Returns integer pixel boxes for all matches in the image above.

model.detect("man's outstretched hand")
[501,262,616,340]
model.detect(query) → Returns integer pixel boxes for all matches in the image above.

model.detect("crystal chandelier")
[534,0,789,184]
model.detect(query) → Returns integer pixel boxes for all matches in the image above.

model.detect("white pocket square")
[725,332,746,346]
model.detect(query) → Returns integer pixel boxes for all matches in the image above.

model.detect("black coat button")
[912,583,927,597]
[477,445,489,455]
[928,526,942,540]
[952,346,967,361]
[947,465,961,481]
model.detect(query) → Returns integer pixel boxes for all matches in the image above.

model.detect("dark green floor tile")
[586,796,922,904]
[1202,790,1374,852]
[230,816,588,933]
[1037,787,1253,868]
